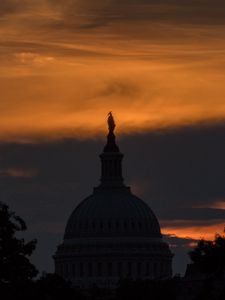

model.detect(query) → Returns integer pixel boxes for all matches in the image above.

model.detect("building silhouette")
[54,114,173,288]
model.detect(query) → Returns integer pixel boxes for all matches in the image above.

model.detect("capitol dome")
[54,113,173,288]
[64,190,161,239]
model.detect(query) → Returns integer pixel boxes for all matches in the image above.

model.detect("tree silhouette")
[116,279,176,300]
[35,273,85,300]
[0,201,38,286]
[189,228,225,277]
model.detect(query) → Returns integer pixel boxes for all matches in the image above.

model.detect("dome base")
[54,236,173,288]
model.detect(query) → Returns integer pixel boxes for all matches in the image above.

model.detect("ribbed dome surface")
[64,187,161,239]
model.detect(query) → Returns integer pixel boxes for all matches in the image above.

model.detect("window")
[153,262,157,277]
[160,262,164,275]
[146,262,150,276]
[98,262,102,277]
[72,264,76,277]
[128,262,132,276]
[80,263,84,277]
[92,222,95,229]
[137,262,141,277]
[118,262,122,276]
[65,263,69,277]
[108,262,112,276]
[88,262,93,277]
[60,264,64,276]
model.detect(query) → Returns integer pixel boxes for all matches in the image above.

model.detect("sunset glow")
[162,220,225,241]
[1,0,225,275]
[1,1,225,141]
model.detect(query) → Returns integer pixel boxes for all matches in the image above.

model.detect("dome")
[64,187,161,239]
[54,113,173,288]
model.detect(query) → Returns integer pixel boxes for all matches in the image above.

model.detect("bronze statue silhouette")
[104,112,119,152]
[108,112,116,134]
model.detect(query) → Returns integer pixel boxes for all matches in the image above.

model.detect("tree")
[0,201,38,285]
[34,273,85,300]
[189,228,225,276]
[116,279,176,300]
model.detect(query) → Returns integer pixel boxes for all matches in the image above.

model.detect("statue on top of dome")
[108,112,116,134]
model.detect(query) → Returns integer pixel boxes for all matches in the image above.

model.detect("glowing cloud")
[0,0,225,141]
[162,220,225,240]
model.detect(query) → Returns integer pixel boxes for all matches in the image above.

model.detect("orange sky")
[1,1,225,141]
[0,0,224,242]
[162,220,225,241]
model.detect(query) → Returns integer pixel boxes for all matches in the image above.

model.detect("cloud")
[1,54,225,142]
[162,220,225,240]
[44,0,225,30]
[14,52,55,65]
[0,168,37,178]
[0,0,26,16]
[1,0,225,277]
[1,122,225,228]
[1,123,225,274]
[0,2,225,143]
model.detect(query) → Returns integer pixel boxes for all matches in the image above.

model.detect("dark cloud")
[123,122,225,210]
[1,0,225,277]
[0,0,22,16]
[45,0,225,32]
[0,0,33,16]
[3,0,224,32]
[1,121,225,274]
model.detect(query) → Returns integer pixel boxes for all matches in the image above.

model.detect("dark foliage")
[189,228,225,277]
[0,201,38,285]
[116,279,177,300]
[34,273,85,300]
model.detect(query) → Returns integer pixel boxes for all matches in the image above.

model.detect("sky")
[0,0,225,275]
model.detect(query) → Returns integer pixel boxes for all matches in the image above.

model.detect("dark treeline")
[0,202,224,300]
